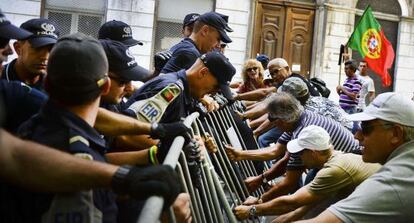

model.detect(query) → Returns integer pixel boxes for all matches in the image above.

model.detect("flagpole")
[338,44,345,85]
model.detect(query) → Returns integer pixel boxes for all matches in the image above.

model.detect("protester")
[237,59,266,93]
[336,60,362,114]
[226,92,360,201]
[357,60,375,111]
[299,92,414,222]
[233,126,380,221]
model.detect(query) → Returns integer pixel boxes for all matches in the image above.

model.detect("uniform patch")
[74,153,94,161]
[69,136,89,147]
[139,101,162,122]
[127,83,182,123]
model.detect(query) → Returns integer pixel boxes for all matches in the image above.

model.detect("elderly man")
[226,93,360,201]
[298,92,414,223]
[233,125,380,221]
[234,58,320,102]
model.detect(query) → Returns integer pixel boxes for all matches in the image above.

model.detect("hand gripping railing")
[137,112,200,223]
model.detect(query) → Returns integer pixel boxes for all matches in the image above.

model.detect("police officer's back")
[8,33,117,223]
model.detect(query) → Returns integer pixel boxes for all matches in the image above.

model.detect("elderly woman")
[237,59,266,93]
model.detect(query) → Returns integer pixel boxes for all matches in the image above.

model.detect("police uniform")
[160,12,232,74]
[1,59,46,91]
[0,80,47,133]
[160,37,201,74]
[124,70,194,124]
[1,101,118,223]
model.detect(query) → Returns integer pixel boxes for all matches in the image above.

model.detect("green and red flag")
[347,6,395,87]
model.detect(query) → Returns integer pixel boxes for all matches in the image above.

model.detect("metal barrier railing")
[138,98,268,223]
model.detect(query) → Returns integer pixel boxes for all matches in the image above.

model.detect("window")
[153,0,214,53]
[43,0,106,38]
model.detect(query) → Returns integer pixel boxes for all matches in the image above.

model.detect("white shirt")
[357,74,375,110]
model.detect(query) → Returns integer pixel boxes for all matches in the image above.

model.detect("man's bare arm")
[0,129,116,192]
[225,143,287,161]
[294,210,343,223]
[234,87,276,101]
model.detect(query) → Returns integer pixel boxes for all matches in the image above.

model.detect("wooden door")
[252,1,315,77]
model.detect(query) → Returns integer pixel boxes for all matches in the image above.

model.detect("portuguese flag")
[347,6,395,87]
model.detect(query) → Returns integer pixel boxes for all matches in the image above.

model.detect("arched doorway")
[352,0,402,93]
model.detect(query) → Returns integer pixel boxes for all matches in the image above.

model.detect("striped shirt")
[339,76,362,109]
[277,111,360,170]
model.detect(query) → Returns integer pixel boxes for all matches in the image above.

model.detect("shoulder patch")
[73,153,94,161]
[128,83,182,123]
[69,135,89,147]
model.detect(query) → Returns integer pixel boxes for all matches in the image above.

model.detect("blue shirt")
[160,38,201,73]
[0,80,47,133]
[1,101,117,223]
[1,59,46,92]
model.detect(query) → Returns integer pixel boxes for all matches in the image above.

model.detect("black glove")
[111,165,181,206]
[150,122,191,139]
[154,50,172,71]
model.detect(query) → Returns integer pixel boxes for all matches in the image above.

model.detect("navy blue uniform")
[123,70,195,159]
[160,38,201,73]
[0,101,117,223]
[1,59,46,92]
[0,80,47,133]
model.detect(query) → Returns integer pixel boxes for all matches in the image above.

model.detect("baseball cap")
[98,20,143,46]
[20,18,59,48]
[200,51,236,100]
[215,12,233,32]
[277,77,309,98]
[348,92,414,127]
[268,58,289,68]
[100,39,149,82]
[183,13,200,27]
[47,33,108,96]
[0,10,32,40]
[198,12,232,43]
[287,125,331,154]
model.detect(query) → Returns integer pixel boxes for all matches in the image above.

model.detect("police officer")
[1,18,59,91]
[161,11,233,74]
[8,33,180,223]
[182,13,200,37]
[99,39,190,151]
[0,11,48,133]
[124,51,235,161]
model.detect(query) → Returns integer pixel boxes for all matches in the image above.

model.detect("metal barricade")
[138,99,267,223]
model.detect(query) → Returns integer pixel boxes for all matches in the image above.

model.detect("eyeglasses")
[246,67,258,72]
[359,122,394,135]
[220,43,227,49]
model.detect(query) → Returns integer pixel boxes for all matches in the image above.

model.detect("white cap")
[268,58,288,68]
[348,92,414,127]
[287,125,331,153]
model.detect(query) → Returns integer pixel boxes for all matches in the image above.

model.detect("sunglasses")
[359,122,393,135]
[220,43,227,48]
[246,67,258,72]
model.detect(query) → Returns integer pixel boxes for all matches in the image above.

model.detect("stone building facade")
[1,0,413,100]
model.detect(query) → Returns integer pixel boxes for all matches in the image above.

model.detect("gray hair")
[381,120,414,142]
[267,92,304,123]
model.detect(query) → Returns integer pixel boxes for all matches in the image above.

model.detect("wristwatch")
[249,205,257,217]
[261,173,268,184]
[111,165,131,194]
